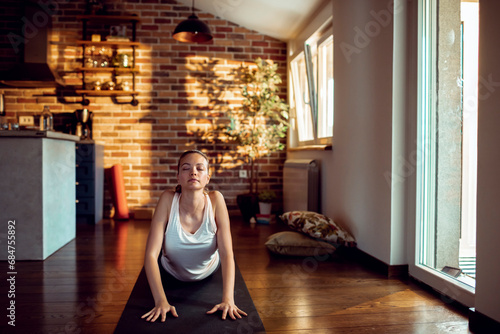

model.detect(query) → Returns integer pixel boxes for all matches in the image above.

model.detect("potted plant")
[258,190,276,215]
[225,58,289,221]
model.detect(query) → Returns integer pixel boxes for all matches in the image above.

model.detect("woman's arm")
[141,191,178,322]
[206,191,247,320]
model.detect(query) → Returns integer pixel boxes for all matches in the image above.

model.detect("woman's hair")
[175,150,210,193]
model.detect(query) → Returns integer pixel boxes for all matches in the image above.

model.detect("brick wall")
[0,0,288,217]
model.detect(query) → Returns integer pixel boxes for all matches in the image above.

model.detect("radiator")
[283,159,319,213]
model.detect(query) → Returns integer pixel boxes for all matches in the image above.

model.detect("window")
[290,52,314,142]
[317,35,334,140]
[290,22,333,146]
[410,0,478,307]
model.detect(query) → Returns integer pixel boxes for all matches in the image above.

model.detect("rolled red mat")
[110,164,129,220]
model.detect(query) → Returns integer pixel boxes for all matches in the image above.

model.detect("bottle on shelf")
[40,105,53,131]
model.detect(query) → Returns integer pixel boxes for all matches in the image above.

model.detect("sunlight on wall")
[183,55,257,171]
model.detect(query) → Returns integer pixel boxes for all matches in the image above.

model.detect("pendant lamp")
[173,0,213,43]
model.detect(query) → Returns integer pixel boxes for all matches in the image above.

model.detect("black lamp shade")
[173,14,213,43]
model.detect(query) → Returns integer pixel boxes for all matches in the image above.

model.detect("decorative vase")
[259,202,272,215]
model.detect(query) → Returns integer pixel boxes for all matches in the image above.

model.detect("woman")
[141,150,247,322]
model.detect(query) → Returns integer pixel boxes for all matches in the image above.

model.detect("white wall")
[288,0,396,264]
[475,0,500,323]
[287,0,500,325]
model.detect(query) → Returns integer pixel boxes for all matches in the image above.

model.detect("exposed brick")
[216,27,233,33]
[252,41,270,47]
[0,0,288,215]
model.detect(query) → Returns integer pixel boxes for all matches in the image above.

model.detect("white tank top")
[160,192,220,282]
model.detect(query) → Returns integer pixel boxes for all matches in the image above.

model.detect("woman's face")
[177,153,210,191]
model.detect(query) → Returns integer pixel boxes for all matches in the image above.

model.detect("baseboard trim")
[469,308,500,333]
[339,247,409,278]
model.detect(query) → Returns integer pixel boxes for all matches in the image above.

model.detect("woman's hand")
[141,300,178,322]
[206,301,247,320]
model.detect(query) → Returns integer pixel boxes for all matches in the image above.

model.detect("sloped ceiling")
[176,0,325,41]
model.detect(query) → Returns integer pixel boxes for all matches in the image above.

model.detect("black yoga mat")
[114,262,265,334]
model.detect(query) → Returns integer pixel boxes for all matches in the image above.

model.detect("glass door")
[411,0,478,307]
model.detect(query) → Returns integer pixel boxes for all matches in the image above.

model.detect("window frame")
[410,0,475,308]
[290,51,315,144]
[289,19,334,148]
[316,34,334,143]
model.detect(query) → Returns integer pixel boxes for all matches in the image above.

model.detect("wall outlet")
[19,116,35,126]
[239,170,248,178]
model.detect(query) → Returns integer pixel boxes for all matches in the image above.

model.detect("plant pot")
[259,202,272,215]
[237,193,259,223]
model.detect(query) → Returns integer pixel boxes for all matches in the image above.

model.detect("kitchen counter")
[0,129,80,142]
[0,134,78,260]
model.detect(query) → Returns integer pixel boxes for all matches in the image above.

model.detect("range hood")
[0,3,65,88]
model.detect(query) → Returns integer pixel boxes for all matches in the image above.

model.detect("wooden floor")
[1,217,472,333]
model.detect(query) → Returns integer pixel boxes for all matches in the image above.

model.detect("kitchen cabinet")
[0,132,79,260]
[76,142,104,224]
[75,15,140,106]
